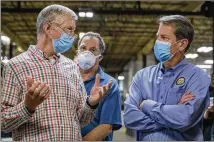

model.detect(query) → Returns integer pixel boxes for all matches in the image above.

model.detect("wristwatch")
[86,97,99,109]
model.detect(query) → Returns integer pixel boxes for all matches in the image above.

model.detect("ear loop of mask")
[163,40,184,63]
[173,39,188,56]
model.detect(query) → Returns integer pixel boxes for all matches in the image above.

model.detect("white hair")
[36,4,78,40]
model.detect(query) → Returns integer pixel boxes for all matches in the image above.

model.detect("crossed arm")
[124,73,210,132]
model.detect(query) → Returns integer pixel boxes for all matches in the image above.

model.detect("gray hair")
[36,4,78,40]
[158,15,194,52]
[78,32,106,54]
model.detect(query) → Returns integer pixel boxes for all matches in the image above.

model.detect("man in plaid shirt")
[1,4,112,141]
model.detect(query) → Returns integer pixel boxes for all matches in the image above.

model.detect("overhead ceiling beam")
[140,2,205,55]
[117,2,205,75]
[2,8,203,16]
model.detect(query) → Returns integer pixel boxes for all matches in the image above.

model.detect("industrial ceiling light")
[1,35,11,46]
[204,47,213,53]
[86,12,93,18]
[79,32,85,39]
[196,65,212,69]
[197,46,213,53]
[185,53,198,59]
[78,12,85,17]
[118,76,125,81]
[204,60,214,64]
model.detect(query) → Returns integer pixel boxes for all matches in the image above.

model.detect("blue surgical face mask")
[52,32,77,54]
[154,40,180,63]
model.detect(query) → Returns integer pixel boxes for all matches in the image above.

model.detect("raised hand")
[204,104,214,119]
[24,77,51,111]
[88,74,113,106]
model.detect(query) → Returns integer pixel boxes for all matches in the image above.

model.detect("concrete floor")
[113,111,135,141]
[113,127,135,141]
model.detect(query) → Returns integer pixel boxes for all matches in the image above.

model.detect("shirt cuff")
[85,102,97,111]
[86,97,99,109]
[141,100,157,118]
[18,101,34,121]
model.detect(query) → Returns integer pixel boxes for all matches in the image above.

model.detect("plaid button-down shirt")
[1,45,95,141]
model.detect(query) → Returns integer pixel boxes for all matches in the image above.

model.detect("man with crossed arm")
[124,15,210,141]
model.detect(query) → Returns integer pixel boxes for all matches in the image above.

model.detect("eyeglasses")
[51,23,76,38]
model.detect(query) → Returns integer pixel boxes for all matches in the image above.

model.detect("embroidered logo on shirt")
[176,77,185,85]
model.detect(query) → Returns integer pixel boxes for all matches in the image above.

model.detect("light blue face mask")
[52,32,77,54]
[154,40,180,63]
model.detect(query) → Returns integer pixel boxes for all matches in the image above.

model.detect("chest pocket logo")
[176,77,185,85]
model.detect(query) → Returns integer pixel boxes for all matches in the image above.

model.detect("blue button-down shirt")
[124,58,210,141]
[81,66,122,141]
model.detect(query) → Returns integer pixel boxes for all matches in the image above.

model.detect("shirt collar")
[160,58,188,74]
[28,45,61,60]
[84,66,105,82]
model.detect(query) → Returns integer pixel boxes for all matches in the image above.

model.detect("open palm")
[89,74,112,106]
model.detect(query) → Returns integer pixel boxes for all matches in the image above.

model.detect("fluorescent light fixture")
[197,46,206,52]
[118,76,125,81]
[197,46,213,53]
[1,35,11,46]
[204,47,213,53]
[86,12,93,18]
[79,32,85,39]
[78,12,85,17]
[196,65,212,69]
[204,60,213,64]
[185,53,198,59]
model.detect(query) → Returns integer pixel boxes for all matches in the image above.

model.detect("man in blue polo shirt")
[124,15,210,141]
[75,32,122,141]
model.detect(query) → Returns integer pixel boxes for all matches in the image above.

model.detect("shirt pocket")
[166,88,185,105]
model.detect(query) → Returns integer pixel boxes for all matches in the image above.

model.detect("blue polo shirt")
[81,66,122,141]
